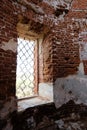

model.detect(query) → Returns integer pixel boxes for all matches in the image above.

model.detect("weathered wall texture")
[0,1,18,129]
[54,0,87,108]
[0,0,87,130]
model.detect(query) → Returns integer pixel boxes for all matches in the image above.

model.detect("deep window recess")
[16,38,38,99]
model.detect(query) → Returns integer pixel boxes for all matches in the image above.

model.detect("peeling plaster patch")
[80,43,87,60]
[1,39,17,53]
[77,62,84,76]
[58,11,65,21]
[79,31,87,60]
[21,5,26,12]
[28,2,44,14]
[54,75,87,108]
[21,0,44,14]
[70,33,74,36]
[56,41,61,44]
[43,0,72,9]
[39,83,53,101]
[43,0,59,9]
[38,15,44,23]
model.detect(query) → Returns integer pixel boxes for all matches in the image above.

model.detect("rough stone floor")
[12,101,87,130]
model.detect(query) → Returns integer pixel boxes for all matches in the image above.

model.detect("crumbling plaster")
[1,39,17,53]
[1,0,87,129]
[54,75,87,108]
[17,0,73,27]
[53,13,87,108]
[43,0,73,9]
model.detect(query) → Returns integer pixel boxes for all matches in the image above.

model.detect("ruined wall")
[0,0,17,99]
[72,0,87,75]
[0,0,72,129]
[54,0,87,108]
[0,1,18,130]
[0,0,87,130]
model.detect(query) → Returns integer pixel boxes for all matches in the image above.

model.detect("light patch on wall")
[58,11,65,21]
[77,62,84,76]
[79,31,87,60]
[1,39,17,53]
[54,75,87,108]
[43,0,72,9]
[39,83,53,101]
[20,0,44,14]
[55,41,61,44]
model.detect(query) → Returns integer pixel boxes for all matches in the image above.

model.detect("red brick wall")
[72,0,87,9]
[52,19,80,81]
[0,0,87,98]
[0,0,17,100]
[0,1,18,129]
[0,0,87,129]
[42,21,80,82]
[71,0,87,75]
[51,0,87,81]
[43,35,53,82]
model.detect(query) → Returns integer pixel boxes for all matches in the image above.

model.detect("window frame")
[16,38,39,100]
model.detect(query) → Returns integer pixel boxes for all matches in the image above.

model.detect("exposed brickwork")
[52,0,87,80]
[0,0,87,129]
[0,1,18,129]
[0,49,17,99]
[0,0,17,43]
[0,0,18,100]
[0,0,87,98]
[52,19,80,80]
[72,0,87,9]
[43,34,53,82]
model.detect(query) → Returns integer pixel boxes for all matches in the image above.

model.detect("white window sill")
[18,96,53,111]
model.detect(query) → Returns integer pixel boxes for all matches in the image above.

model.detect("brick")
[0,0,87,129]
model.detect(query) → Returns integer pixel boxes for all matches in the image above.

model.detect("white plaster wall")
[39,83,53,101]
[54,75,87,108]
[77,62,85,76]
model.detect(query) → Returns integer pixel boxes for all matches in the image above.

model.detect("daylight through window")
[16,38,37,99]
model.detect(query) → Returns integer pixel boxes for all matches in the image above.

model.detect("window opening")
[16,38,38,99]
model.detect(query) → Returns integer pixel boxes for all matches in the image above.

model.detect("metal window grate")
[16,38,36,99]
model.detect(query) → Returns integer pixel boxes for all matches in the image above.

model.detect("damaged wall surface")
[0,0,87,130]
[54,0,87,108]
